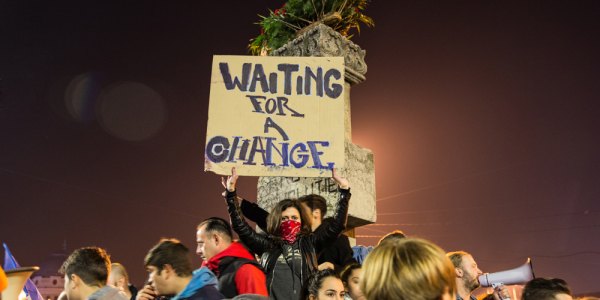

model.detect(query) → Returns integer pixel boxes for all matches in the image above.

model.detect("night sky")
[2,0,600,295]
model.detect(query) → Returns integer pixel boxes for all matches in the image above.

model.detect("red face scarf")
[280,219,301,244]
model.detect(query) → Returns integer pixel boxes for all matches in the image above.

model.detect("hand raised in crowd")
[221,167,239,192]
[332,168,350,190]
[136,284,158,300]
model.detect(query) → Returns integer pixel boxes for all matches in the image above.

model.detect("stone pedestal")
[257,23,376,229]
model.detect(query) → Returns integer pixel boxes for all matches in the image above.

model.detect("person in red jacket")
[196,217,268,298]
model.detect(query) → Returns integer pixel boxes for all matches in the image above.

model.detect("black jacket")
[240,202,356,272]
[225,188,351,287]
[313,218,356,271]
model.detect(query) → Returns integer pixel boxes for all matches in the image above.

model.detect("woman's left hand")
[332,168,350,190]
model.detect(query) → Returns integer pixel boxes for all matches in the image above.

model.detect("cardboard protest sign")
[205,55,345,177]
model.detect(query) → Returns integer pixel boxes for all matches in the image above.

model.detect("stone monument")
[257,23,376,230]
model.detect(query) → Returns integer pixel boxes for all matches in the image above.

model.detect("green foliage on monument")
[249,0,374,55]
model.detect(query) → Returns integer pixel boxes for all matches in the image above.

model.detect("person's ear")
[213,233,221,246]
[455,267,463,278]
[70,274,81,289]
[162,264,174,279]
[312,209,321,220]
[308,295,316,300]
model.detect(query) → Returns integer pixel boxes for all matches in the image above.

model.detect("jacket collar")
[201,241,254,272]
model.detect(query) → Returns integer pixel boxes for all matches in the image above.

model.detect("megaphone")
[479,258,535,287]
[1,266,40,300]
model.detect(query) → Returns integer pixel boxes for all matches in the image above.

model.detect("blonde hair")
[361,238,456,300]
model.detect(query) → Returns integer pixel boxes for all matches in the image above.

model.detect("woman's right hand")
[221,167,239,192]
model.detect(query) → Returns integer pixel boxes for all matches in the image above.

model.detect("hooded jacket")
[225,188,351,299]
[170,268,223,300]
[201,242,267,297]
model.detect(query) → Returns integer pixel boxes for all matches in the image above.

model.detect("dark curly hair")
[302,268,341,300]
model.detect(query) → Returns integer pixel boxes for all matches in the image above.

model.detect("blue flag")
[3,243,45,300]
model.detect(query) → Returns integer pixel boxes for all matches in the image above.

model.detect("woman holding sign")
[221,167,351,300]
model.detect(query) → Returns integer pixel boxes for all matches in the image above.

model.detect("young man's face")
[146,266,169,296]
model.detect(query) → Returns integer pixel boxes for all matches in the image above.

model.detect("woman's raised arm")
[221,167,273,255]
[313,169,351,251]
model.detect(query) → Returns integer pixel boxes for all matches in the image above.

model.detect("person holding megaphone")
[447,251,511,300]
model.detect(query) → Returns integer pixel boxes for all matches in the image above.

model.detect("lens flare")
[97,82,167,141]
[64,72,102,123]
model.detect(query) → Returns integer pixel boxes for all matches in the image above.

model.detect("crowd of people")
[5,168,591,300]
